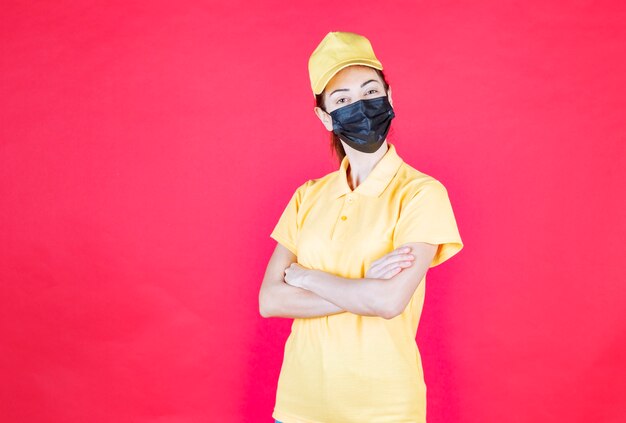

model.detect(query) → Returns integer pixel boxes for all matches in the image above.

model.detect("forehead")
[324,65,381,94]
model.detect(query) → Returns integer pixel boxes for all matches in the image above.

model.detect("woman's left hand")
[284,263,313,289]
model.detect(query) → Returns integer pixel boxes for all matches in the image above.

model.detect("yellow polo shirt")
[269,142,463,423]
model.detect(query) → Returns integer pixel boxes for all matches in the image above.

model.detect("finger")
[393,246,412,256]
[381,266,403,280]
[381,260,413,275]
[380,253,415,268]
[371,263,401,280]
[374,246,410,263]
[381,247,414,264]
[371,249,413,272]
[367,257,387,273]
[365,263,386,279]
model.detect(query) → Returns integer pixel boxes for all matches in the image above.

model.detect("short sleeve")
[269,181,309,256]
[393,180,464,268]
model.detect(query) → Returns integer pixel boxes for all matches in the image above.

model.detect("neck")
[345,142,389,190]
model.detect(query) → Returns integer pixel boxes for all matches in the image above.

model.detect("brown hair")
[315,68,392,164]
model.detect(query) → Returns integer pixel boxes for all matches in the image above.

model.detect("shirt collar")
[329,142,404,199]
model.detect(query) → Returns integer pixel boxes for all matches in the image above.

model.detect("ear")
[387,86,393,108]
[314,106,334,132]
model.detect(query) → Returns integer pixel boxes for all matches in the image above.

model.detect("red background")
[1,1,625,422]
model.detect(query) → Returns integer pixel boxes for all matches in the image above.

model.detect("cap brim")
[313,59,384,96]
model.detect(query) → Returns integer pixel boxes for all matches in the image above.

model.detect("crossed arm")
[259,241,437,320]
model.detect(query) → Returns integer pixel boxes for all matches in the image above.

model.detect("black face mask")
[329,96,395,154]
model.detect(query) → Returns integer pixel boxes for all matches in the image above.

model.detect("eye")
[366,89,378,95]
[336,97,348,105]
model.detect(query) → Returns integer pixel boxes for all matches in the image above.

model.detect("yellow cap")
[308,31,384,97]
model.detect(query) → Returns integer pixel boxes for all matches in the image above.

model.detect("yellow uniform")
[270,142,463,423]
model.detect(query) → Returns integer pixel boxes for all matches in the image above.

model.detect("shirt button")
[347,196,354,203]
[341,215,347,220]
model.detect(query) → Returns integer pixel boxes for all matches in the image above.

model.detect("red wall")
[1,1,625,422]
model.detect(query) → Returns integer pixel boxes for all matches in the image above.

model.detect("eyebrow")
[328,79,380,98]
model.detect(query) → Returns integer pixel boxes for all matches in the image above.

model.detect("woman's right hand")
[365,246,416,280]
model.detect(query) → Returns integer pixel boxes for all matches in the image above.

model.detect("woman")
[259,31,464,423]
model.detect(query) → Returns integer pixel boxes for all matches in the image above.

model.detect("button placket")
[331,194,356,240]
